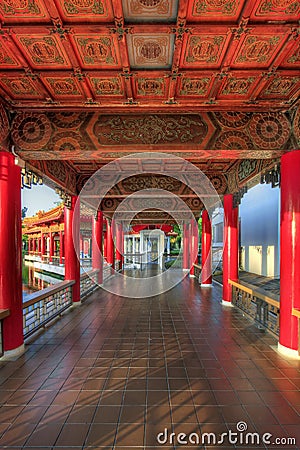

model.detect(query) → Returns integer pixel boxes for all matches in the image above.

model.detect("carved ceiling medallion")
[11,113,52,150]
[249,113,291,149]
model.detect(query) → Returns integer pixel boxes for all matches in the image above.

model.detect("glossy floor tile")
[0,277,299,449]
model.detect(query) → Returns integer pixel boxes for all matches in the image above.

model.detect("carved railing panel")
[230,280,280,337]
[0,309,10,357]
[80,270,100,300]
[23,281,74,339]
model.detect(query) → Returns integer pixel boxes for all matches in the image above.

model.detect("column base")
[277,342,300,359]
[221,300,234,307]
[1,343,25,360]
[201,283,212,287]
[72,301,82,307]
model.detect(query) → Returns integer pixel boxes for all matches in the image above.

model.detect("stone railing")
[80,269,100,300]
[229,279,280,337]
[23,263,114,339]
[23,280,74,339]
[193,263,202,281]
[103,263,113,280]
[0,309,10,357]
[115,260,120,272]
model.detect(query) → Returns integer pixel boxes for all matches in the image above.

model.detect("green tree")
[22,206,28,219]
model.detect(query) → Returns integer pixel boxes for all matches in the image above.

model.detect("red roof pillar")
[279,150,300,357]
[106,219,115,269]
[0,151,24,356]
[222,194,239,304]
[183,222,190,270]
[201,210,212,287]
[64,196,80,303]
[92,211,103,284]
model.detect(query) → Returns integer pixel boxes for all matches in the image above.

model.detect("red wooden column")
[103,230,107,260]
[222,194,239,304]
[80,234,84,258]
[92,210,103,284]
[115,222,123,271]
[49,232,54,263]
[59,230,64,265]
[0,151,24,356]
[64,196,80,303]
[32,238,36,254]
[106,219,115,268]
[279,150,300,357]
[41,233,45,261]
[183,222,190,270]
[201,209,212,287]
[190,219,198,277]
[120,224,124,270]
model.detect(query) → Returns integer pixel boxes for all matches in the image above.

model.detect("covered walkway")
[0,278,299,449]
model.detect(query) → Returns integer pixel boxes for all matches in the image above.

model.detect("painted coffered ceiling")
[0,0,299,112]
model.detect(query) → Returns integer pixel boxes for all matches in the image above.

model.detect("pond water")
[22,261,63,301]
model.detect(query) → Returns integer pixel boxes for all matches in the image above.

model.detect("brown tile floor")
[0,277,299,449]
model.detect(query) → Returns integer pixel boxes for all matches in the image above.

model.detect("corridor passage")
[0,279,299,449]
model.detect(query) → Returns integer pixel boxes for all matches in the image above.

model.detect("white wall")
[239,183,280,278]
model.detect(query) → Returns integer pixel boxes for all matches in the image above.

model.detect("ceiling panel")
[88,73,126,99]
[230,29,288,69]
[122,0,178,22]
[0,0,50,22]
[71,33,122,69]
[177,72,215,98]
[13,32,73,69]
[258,71,300,101]
[132,72,169,98]
[216,72,260,100]
[250,0,300,22]
[127,33,175,69]
[0,73,45,99]
[180,30,231,69]
[186,0,245,22]
[54,0,114,23]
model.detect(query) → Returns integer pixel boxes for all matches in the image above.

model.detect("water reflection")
[22,261,63,301]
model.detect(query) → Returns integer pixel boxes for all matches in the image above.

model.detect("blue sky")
[21,184,61,217]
